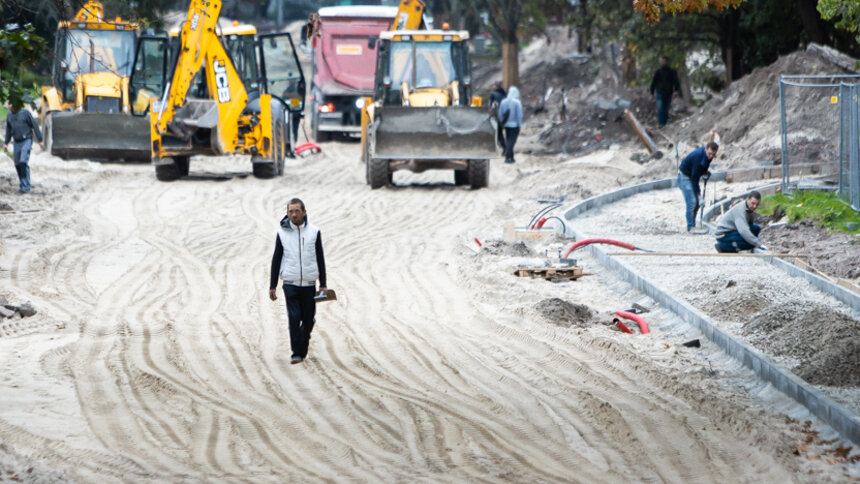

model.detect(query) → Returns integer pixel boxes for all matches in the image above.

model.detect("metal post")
[839,83,847,199]
[779,76,789,192]
[852,84,860,210]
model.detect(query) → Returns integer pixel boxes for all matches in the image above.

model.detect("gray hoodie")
[714,200,761,247]
[498,86,523,128]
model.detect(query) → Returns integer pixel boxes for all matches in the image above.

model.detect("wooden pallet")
[514,265,584,281]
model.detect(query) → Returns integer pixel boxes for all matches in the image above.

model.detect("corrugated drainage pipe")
[614,310,649,334]
[562,238,639,259]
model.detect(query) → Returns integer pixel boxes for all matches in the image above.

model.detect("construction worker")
[269,198,327,364]
[3,95,43,194]
[678,141,718,232]
[498,86,522,164]
[489,81,506,150]
[714,191,769,253]
[649,56,681,128]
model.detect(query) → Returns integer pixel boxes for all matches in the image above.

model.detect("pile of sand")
[534,298,596,327]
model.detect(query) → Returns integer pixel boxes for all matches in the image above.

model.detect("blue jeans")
[716,225,761,252]
[677,172,698,231]
[12,138,32,192]
[656,93,671,127]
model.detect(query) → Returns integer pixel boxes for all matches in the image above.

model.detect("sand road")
[0,144,827,482]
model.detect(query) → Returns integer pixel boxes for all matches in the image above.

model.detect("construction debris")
[514,264,584,281]
[0,299,36,319]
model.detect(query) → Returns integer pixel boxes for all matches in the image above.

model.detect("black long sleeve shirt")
[269,232,326,290]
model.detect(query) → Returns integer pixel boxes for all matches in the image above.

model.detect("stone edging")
[562,172,860,446]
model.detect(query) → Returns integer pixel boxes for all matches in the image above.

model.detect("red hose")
[534,217,548,229]
[614,310,649,334]
[562,238,637,258]
[612,318,633,334]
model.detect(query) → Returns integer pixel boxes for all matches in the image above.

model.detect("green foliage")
[818,0,860,43]
[759,190,860,234]
[0,23,46,109]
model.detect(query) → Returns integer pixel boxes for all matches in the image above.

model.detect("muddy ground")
[761,221,860,280]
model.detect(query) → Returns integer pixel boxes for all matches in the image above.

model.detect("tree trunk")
[719,8,742,85]
[502,39,519,88]
[795,0,825,45]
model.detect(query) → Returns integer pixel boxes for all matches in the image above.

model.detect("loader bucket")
[49,112,152,162]
[371,106,496,160]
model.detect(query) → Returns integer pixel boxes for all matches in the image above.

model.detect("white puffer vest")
[277,219,320,287]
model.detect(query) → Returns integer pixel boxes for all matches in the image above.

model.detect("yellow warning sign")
[831,96,838,104]
[336,44,362,55]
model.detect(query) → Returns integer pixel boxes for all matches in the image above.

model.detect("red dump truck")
[309,5,397,141]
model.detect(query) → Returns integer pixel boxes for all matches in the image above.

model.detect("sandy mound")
[534,298,596,327]
[761,221,860,280]
[742,302,860,387]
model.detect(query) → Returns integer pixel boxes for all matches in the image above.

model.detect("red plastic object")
[295,142,322,156]
[562,238,638,258]
[614,310,649,334]
[474,238,482,247]
[534,217,548,229]
[613,318,633,334]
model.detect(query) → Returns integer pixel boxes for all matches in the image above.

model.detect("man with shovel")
[269,198,327,364]
[677,141,718,232]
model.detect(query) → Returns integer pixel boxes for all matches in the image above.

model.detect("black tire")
[155,157,182,181]
[454,169,468,186]
[368,156,390,189]
[467,159,489,189]
[311,102,330,143]
[175,156,190,177]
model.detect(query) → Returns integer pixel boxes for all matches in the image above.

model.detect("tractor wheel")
[368,156,390,189]
[454,169,468,186]
[155,157,183,181]
[467,159,489,189]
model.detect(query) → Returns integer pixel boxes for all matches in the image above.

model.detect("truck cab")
[309,5,398,141]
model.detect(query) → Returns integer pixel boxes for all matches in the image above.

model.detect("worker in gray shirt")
[3,96,43,194]
[714,190,769,253]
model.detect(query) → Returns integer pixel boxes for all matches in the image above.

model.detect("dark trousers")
[496,122,506,151]
[12,138,32,192]
[504,127,520,162]
[656,93,671,127]
[716,224,761,253]
[283,284,316,358]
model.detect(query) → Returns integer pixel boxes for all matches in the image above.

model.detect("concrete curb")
[703,186,860,314]
[562,174,860,446]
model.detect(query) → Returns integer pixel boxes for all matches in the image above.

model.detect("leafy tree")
[0,23,47,109]
[633,0,746,24]
[818,0,860,43]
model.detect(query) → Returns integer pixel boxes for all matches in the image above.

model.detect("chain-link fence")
[839,82,860,211]
[779,75,860,200]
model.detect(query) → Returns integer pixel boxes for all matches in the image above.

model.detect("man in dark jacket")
[649,56,681,128]
[677,141,718,231]
[269,198,327,364]
[489,81,506,149]
[3,97,43,194]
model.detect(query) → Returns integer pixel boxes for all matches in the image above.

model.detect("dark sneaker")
[290,355,303,364]
[714,243,726,253]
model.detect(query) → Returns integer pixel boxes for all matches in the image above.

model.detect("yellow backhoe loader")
[360,0,496,189]
[41,1,153,161]
[132,0,305,180]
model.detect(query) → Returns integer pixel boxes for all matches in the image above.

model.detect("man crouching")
[714,191,769,253]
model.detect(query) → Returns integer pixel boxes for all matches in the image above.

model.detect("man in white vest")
[269,198,327,364]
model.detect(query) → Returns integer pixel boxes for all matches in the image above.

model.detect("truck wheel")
[467,159,489,189]
[368,156,390,189]
[454,169,468,186]
[155,157,183,181]
[312,102,330,142]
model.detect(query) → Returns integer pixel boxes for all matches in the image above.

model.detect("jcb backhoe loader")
[41,1,154,161]
[360,0,496,189]
[132,0,305,180]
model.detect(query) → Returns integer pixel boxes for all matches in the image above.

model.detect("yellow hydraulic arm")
[392,0,425,30]
[151,0,272,159]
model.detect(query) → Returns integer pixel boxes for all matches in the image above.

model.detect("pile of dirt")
[761,221,860,280]
[481,240,532,256]
[741,302,860,387]
[534,298,596,327]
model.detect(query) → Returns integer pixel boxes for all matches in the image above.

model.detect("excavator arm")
[151,0,273,162]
